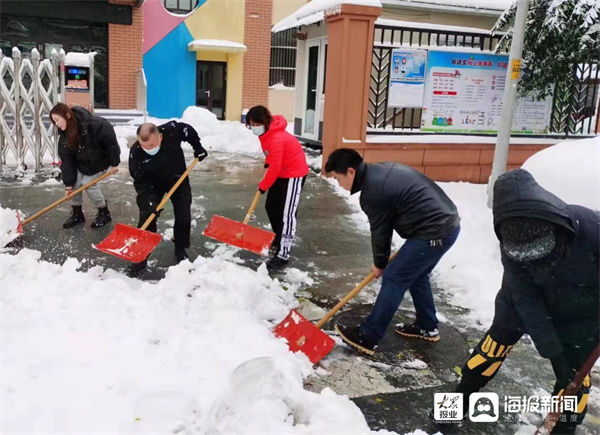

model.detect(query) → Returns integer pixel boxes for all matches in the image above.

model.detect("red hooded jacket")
[258,115,309,191]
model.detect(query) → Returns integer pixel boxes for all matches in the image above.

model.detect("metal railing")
[0,47,63,174]
[368,22,599,136]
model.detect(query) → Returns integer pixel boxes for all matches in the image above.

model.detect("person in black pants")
[127,121,207,276]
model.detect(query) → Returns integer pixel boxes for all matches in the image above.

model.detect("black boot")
[91,203,112,228]
[175,247,189,263]
[126,258,147,277]
[63,205,85,229]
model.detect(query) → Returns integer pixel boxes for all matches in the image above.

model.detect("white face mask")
[143,146,160,156]
[250,125,265,136]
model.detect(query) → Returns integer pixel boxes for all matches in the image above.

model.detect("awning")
[187,39,247,53]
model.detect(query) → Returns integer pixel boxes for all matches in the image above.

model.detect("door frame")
[196,60,227,120]
[302,37,327,140]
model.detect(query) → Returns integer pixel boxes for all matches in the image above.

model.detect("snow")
[0,244,390,433]
[187,39,247,52]
[270,83,295,90]
[0,207,22,246]
[64,52,96,67]
[522,136,600,211]
[272,0,382,32]
[375,17,494,34]
[384,0,512,13]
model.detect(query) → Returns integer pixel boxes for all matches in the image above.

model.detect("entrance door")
[196,61,226,120]
[303,39,327,140]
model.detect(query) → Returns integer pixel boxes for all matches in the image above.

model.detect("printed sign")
[388,48,428,108]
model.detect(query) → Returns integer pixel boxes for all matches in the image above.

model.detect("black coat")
[492,169,599,362]
[58,106,121,187]
[129,121,207,196]
[352,161,460,268]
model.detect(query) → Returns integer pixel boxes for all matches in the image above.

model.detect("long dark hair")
[50,103,80,150]
[246,105,272,130]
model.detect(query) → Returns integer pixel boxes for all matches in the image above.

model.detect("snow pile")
[0,207,22,247]
[64,51,96,67]
[181,106,262,155]
[522,136,600,211]
[0,249,387,433]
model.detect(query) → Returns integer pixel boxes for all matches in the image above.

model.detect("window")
[269,29,297,88]
[163,0,198,14]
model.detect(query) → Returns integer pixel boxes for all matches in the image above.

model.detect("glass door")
[196,61,227,120]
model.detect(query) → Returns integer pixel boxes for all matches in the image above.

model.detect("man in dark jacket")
[325,148,460,354]
[454,169,598,434]
[127,121,207,276]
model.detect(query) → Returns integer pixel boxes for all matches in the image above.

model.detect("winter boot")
[395,322,440,342]
[63,205,85,229]
[175,247,189,263]
[126,258,148,277]
[90,203,112,228]
[335,323,378,355]
[266,254,288,271]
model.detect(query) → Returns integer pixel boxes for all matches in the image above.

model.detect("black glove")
[194,148,208,161]
[264,163,269,169]
[258,188,266,194]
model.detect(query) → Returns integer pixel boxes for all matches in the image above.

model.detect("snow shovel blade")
[93,222,162,263]
[273,309,335,365]
[203,215,275,256]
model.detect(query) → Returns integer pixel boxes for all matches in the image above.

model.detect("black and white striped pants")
[265,176,306,260]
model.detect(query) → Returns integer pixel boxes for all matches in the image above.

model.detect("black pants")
[136,183,192,250]
[265,176,305,260]
[456,294,592,433]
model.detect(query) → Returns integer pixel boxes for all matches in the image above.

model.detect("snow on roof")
[187,39,247,53]
[272,0,382,33]
[383,0,512,14]
[64,52,96,67]
[375,17,493,33]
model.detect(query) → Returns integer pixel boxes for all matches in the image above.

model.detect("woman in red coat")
[246,105,309,271]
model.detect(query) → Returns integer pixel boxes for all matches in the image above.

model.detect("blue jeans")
[360,225,460,343]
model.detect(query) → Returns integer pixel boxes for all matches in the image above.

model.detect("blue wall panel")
[144,23,195,118]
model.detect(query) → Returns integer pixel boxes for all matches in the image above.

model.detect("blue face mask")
[250,125,265,136]
[143,146,160,156]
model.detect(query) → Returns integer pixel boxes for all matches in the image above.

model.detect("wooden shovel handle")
[243,190,262,225]
[315,251,399,329]
[536,344,600,434]
[140,158,199,231]
[22,170,113,226]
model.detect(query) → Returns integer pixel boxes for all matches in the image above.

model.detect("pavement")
[1,151,598,434]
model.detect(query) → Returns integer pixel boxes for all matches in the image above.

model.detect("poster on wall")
[388,48,428,108]
[421,50,552,134]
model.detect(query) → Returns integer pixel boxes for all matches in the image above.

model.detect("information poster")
[388,48,427,108]
[421,50,552,134]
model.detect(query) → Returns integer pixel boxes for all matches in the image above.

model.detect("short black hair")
[136,123,159,141]
[325,148,363,174]
[246,105,272,129]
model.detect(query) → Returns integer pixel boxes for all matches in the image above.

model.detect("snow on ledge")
[187,39,247,53]
[272,0,382,33]
[366,134,564,145]
[375,18,494,34]
[65,52,96,67]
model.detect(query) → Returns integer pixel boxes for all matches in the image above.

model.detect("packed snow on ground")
[0,206,22,246]
[0,230,400,433]
[522,135,600,211]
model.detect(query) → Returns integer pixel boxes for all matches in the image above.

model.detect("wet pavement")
[1,151,598,434]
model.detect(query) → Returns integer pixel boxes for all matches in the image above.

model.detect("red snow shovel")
[203,189,275,255]
[274,252,399,364]
[94,158,200,262]
[4,171,113,248]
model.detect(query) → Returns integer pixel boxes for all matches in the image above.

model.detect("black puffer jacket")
[58,106,120,187]
[493,169,599,360]
[129,121,206,196]
[352,161,460,268]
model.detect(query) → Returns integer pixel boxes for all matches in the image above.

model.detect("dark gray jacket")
[58,106,120,187]
[352,161,460,268]
[493,169,599,361]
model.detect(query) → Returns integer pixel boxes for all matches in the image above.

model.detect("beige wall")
[269,88,295,121]
[381,7,498,30]
[272,0,307,25]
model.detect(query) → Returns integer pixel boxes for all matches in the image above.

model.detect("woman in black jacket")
[50,103,120,229]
